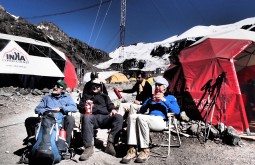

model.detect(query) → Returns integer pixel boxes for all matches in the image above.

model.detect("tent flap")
[64,57,78,89]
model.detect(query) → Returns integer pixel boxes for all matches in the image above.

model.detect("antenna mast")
[119,0,126,59]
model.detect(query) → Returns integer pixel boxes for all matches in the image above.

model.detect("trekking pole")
[206,73,224,140]
[204,92,211,142]
[206,99,216,140]
[201,79,212,142]
[222,72,227,133]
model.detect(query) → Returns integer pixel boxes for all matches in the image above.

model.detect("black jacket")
[78,92,114,115]
[122,81,152,104]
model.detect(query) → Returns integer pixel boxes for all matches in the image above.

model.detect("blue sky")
[1,0,255,53]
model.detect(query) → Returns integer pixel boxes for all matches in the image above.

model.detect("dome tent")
[106,72,129,83]
[164,29,255,133]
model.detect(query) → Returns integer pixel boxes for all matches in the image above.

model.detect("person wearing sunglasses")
[24,79,78,147]
[121,77,180,164]
[82,72,108,97]
[118,71,152,117]
[78,78,123,161]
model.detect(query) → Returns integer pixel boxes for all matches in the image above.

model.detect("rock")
[19,88,29,95]
[0,89,12,97]
[32,89,43,95]
[41,88,50,93]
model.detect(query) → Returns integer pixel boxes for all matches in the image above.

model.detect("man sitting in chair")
[78,78,123,161]
[24,80,77,147]
[121,77,180,164]
[118,71,152,117]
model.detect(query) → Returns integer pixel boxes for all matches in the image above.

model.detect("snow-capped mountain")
[97,17,255,72]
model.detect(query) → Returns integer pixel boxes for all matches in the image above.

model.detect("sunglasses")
[54,85,63,89]
[92,84,101,90]
[155,83,163,87]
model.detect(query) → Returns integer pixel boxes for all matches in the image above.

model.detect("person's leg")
[24,117,41,138]
[126,114,141,145]
[118,103,131,116]
[135,115,166,163]
[99,114,123,156]
[79,114,98,161]
[63,115,75,146]
[136,115,165,148]
[129,104,142,115]
[121,114,140,163]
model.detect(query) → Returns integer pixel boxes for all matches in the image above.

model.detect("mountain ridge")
[2,5,255,75]
[0,6,110,74]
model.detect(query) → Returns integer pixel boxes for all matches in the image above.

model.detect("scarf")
[139,79,146,94]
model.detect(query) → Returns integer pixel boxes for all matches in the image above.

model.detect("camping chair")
[150,113,181,158]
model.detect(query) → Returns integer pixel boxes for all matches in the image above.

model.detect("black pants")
[81,114,123,148]
[24,115,75,145]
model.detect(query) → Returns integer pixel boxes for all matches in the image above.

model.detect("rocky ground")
[1,84,255,165]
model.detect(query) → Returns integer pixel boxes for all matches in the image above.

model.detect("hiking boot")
[105,142,116,156]
[135,148,150,163]
[121,147,137,164]
[79,146,94,161]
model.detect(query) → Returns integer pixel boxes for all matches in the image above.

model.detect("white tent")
[0,40,64,77]
[0,33,78,89]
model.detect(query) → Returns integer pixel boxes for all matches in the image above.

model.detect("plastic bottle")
[154,88,160,102]
[114,87,122,99]
[59,128,66,141]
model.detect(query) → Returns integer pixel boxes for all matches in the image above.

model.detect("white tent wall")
[0,33,66,59]
[0,33,68,89]
[0,40,64,77]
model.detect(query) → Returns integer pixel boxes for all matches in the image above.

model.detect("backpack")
[223,126,241,146]
[30,111,66,164]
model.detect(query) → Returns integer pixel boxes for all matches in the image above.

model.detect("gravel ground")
[1,84,255,165]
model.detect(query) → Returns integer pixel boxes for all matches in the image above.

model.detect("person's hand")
[134,100,141,105]
[51,107,61,112]
[154,93,165,101]
[110,109,118,116]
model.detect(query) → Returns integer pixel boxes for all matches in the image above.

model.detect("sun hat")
[154,77,169,88]
[57,79,67,89]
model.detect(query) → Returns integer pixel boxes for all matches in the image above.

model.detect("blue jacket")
[35,93,77,122]
[140,95,180,120]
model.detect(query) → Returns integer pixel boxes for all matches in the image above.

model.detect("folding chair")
[150,113,181,157]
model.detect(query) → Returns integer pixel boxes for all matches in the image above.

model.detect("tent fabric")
[0,33,78,89]
[106,72,129,83]
[0,40,64,77]
[0,33,66,59]
[165,37,252,132]
[64,57,78,89]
